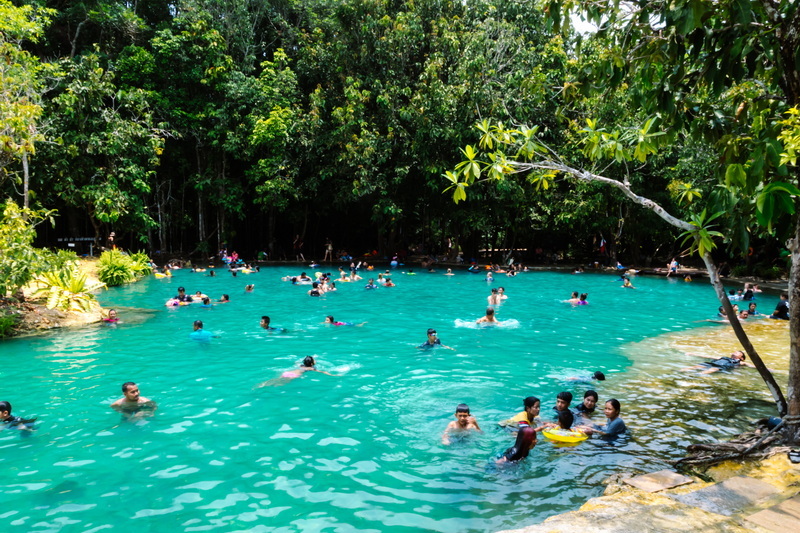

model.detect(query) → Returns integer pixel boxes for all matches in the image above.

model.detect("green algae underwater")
[0,268,788,532]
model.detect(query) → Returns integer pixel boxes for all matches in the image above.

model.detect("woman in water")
[257,356,334,387]
[577,399,627,439]
[104,309,119,323]
[495,420,537,464]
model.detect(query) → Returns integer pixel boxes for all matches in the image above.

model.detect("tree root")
[673,418,791,468]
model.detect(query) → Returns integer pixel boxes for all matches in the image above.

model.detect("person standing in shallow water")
[110,382,157,419]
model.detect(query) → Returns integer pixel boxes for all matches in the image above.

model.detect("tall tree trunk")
[786,220,800,444]
[22,151,29,209]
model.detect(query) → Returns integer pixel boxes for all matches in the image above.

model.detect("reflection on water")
[0,269,789,532]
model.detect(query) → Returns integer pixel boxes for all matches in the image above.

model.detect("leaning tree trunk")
[701,252,787,416]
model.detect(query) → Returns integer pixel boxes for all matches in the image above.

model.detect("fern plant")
[33,269,106,312]
[97,249,136,286]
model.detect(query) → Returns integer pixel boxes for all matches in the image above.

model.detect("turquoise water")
[1,268,783,532]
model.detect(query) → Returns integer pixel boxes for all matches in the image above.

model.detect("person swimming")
[323,315,365,326]
[496,420,537,464]
[476,307,499,324]
[104,309,119,323]
[257,356,335,387]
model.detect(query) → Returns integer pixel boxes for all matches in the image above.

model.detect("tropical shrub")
[97,249,152,286]
[0,312,19,337]
[0,200,56,299]
[32,268,106,312]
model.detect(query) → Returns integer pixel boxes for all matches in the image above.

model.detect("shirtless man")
[476,307,499,324]
[488,288,501,306]
[110,382,157,417]
[442,404,482,444]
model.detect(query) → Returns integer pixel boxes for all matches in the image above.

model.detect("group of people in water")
[441,377,626,464]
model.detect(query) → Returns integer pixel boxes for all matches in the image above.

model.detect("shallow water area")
[0,268,788,532]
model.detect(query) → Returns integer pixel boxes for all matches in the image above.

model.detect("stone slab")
[745,494,800,532]
[624,470,694,493]
[670,476,779,516]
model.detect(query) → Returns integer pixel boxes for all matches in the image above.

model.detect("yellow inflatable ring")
[542,429,588,443]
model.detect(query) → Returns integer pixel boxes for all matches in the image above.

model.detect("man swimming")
[0,401,36,432]
[442,404,482,444]
[476,307,499,324]
[419,328,453,350]
[110,382,157,418]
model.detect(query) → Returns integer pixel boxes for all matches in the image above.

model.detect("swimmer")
[495,420,537,464]
[565,291,580,304]
[567,371,606,382]
[576,399,627,439]
[748,302,760,316]
[476,307,499,324]
[498,287,508,300]
[174,287,193,303]
[0,401,36,432]
[543,409,577,432]
[574,390,598,417]
[575,293,588,306]
[488,288,501,306]
[219,294,230,303]
[681,350,755,373]
[260,316,278,331]
[442,404,482,444]
[384,277,395,287]
[684,275,692,282]
[485,271,494,282]
[418,328,454,350]
[308,282,323,296]
[622,278,635,289]
[364,278,378,289]
[190,319,216,341]
[324,315,366,327]
[110,382,157,419]
[200,297,212,308]
[208,270,216,277]
[498,396,543,430]
[194,290,209,300]
[552,391,573,416]
[256,356,336,387]
[445,268,454,276]
[245,284,255,292]
[104,309,119,323]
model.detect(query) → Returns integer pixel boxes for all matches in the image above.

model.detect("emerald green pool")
[1,267,782,532]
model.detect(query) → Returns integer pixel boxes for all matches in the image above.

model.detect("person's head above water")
[731,350,746,361]
[178,287,186,293]
[325,315,335,323]
[557,409,574,430]
[592,371,606,381]
[261,316,271,328]
[302,356,315,367]
[0,400,12,417]
[121,382,140,402]
[427,328,437,337]
[605,398,621,419]
[485,307,495,316]
[455,403,470,414]
[193,320,203,330]
[523,396,540,409]
[555,391,573,410]
[220,294,229,302]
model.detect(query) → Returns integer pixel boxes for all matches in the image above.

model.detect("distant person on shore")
[110,382,157,419]
[498,396,543,430]
[419,328,453,350]
[442,404,482,444]
[681,350,755,373]
[495,420,537,464]
[0,401,36,432]
[476,307,499,324]
[666,258,678,277]
[323,238,333,262]
[771,293,789,320]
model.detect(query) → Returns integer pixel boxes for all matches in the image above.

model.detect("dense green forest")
[1,0,798,270]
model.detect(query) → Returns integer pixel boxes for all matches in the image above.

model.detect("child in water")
[257,356,335,387]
